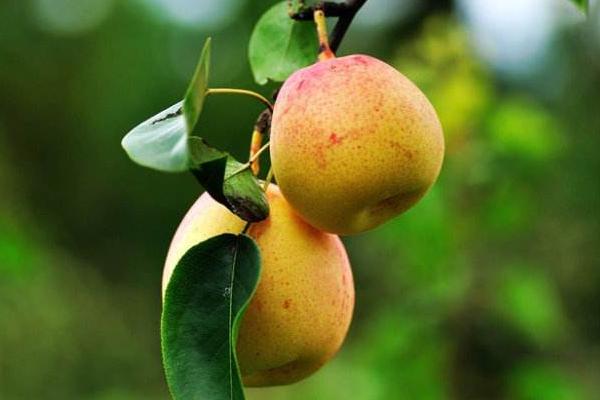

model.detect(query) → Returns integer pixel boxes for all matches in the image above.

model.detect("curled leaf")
[190,138,269,222]
[121,101,188,172]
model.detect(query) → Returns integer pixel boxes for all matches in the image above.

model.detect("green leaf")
[493,264,565,346]
[162,234,261,400]
[190,138,269,222]
[249,1,318,84]
[183,38,211,132]
[121,101,188,172]
[223,157,269,222]
[570,0,588,13]
[121,36,269,221]
[121,38,211,172]
[508,363,586,400]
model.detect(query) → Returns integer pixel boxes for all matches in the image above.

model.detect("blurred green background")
[1,0,599,399]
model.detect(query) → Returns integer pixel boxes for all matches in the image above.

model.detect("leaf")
[493,264,565,346]
[249,1,318,84]
[183,38,211,132]
[121,36,269,221]
[121,101,188,172]
[162,234,261,400]
[190,138,269,222]
[570,0,588,13]
[223,158,269,222]
[121,38,211,172]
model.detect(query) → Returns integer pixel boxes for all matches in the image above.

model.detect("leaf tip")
[183,36,212,134]
[254,74,269,86]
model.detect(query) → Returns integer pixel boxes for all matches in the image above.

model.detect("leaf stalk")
[206,88,274,111]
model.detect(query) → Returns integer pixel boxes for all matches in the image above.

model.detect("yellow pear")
[270,54,444,235]
[162,185,354,386]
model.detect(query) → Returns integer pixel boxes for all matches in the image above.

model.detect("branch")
[254,108,272,134]
[290,2,349,20]
[329,0,367,52]
[289,0,368,53]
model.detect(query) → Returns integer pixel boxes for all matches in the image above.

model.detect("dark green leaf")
[121,101,188,172]
[223,157,269,222]
[121,38,211,172]
[188,135,225,165]
[183,38,211,132]
[570,0,588,13]
[190,138,269,222]
[248,2,318,84]
[162,234,261,400]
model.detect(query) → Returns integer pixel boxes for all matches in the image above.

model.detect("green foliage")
[487,97,564,162]
[493,264,566,346]
[570,0,589,13]
[121,38,212,173]
[0,218,38,280]
[189,139,269,222]
[508,363,588,400]
[248,2,318,84]
[121,38,267,222]
[481,182,534,236]
[162,234,261,400]
[183,38,211,133]
[393,16,493,141]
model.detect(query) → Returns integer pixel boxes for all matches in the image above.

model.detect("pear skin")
[163,185,354,386]
[270,54,444,235]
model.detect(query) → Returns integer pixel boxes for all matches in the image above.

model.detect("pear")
[162,185,354,386]
[270,54,444,234]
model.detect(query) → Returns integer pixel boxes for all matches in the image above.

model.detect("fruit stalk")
[291,0,368,53]
[248,109,271,175]
[314,9,335,60]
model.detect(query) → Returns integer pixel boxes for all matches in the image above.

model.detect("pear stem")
[291,0,368,53]
[314,9,335,60]
[249,130,264,175]
[248,108,272,176]
[206,88,273,111]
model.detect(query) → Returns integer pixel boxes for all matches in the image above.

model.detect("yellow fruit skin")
[162,185,354,387]
[270,54,445,235]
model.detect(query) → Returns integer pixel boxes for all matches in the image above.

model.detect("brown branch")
[290,2,349,20]
[289,0,368,53]
[329,0,367,52]
[254,109,272,134]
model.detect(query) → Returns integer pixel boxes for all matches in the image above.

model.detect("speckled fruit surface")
[270,54,445,235]
[162,185,354,387]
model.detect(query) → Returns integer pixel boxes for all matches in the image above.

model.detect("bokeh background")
[1,0,599,399]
